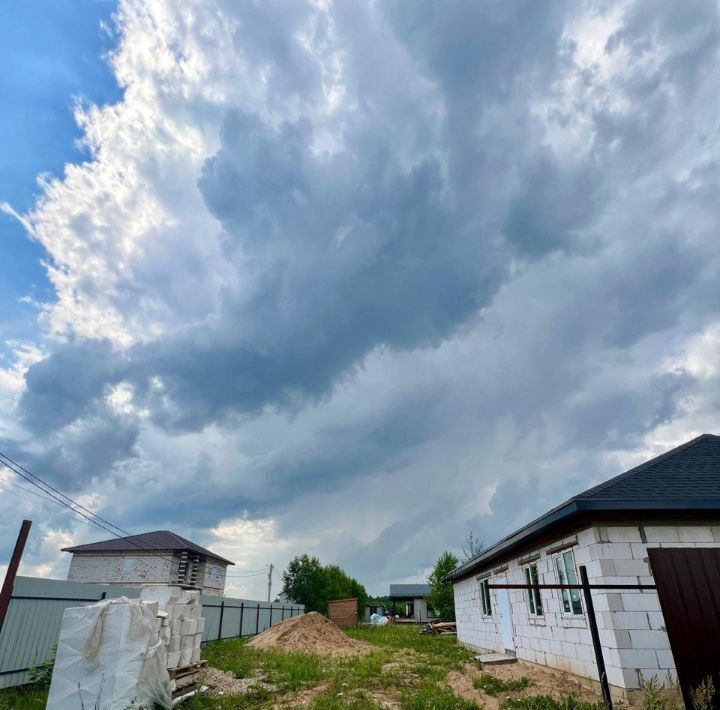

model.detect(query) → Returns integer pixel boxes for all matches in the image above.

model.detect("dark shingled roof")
[62,530,235,566]
[446,434,720,582]
[389,583,431,599]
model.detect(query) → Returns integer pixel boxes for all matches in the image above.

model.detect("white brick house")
[63,530,234,596]
[447,434,720,702]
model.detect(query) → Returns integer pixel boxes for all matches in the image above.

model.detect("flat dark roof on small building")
[389,583,431,599]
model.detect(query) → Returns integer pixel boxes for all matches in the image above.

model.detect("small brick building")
[447,434,720,702]
[63,530,234,596]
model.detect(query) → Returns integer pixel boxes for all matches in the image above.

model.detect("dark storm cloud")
[6,0,720,589]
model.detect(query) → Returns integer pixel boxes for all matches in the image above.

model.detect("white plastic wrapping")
[46,597,172,710]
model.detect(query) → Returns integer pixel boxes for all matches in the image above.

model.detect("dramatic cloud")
[1,0,719,597]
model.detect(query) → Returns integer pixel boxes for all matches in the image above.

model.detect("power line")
[0,450,253,575]
[0,453,183,567]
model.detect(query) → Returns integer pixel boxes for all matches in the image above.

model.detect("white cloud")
[2,0,719,596]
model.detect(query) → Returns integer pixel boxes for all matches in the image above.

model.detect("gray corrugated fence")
[0,577,304,688]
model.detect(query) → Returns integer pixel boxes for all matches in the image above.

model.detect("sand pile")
[246,611,373,656]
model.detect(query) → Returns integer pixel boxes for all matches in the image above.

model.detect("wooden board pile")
[140,585,207,703]
[420,621,457,635]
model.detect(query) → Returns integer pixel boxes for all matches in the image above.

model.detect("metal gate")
[648,547,720,709]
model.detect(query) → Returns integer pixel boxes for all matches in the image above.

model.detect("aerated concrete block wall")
[68,551,178,586]
[453,523,720,697]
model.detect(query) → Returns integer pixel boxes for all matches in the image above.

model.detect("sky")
[0,0,718,600]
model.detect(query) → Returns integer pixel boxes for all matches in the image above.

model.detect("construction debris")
[420,621,457,635]
[247,611,373,656]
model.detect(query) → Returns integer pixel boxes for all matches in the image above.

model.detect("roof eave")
[445,498,720,583]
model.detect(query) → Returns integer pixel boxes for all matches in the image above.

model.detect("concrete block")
[602,611,650,630]
[590,542,632,560]
[618,648,660,669]
[620,593,660,612]
[656,650,675,669]
[191,646,201,664]
[606,527,643,543]
[647,612,666,631]
[630,543,649,560]
[677,526,714,542]
[629,630,669,649]
[168,635,181,652]
[181,635,195,651]
[166,651,181,669]
[179,648,193,667]
[643,527,679,543]
[711,526,720,542]
[614,559,650,576]
[197,617,205,633]
[181,618,198,635]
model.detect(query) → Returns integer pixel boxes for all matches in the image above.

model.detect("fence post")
[281,605,285,620]
[256,603,261,634]
[217,600,225,641]
[579,565,612,710]
[0,520,32,639]
[238,602,244,637]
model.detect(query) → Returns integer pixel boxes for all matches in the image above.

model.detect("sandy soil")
[448,660,602,709]
[247,611,373,656]
[203,667,276,697]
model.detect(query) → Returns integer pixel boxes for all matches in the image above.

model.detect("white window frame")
[478,577,493,616]
[523,563,543,617]
[553,548,583,616]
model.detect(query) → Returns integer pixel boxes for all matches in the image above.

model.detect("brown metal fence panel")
[647,547,720,708]
[328,598,358,628]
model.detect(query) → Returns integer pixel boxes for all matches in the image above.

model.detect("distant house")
[446,434,720,703]
[389,583,433,622]
[62,530,234,596]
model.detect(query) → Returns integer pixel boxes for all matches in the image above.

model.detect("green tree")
[427,551,459,621]
[281,554,327,613]
[282,556,368,615]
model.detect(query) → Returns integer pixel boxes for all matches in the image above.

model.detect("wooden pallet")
[169,660,207,679]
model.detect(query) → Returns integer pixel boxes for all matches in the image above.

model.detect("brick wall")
[453,523,720,696]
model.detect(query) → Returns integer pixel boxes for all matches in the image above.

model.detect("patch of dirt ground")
[448,660,601,709]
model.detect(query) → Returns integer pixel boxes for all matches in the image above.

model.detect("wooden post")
[579,565,613,710]
[217,600,225,640]
[0,520,31,638]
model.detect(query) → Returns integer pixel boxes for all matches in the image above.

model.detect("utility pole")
[267,563,273,602]
[0,520,32,638]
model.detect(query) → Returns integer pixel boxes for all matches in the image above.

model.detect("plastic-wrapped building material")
[46,597,172,710]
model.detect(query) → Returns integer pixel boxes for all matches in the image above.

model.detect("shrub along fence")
[0,576,304,688]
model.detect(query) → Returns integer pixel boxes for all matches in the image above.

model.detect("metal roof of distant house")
[389,584,431,599]
[446,434,720,582]
[62,530,235,566]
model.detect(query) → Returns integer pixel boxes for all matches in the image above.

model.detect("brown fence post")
[217,600,225,641]
[579,565,612,710]
[0,520,31,638]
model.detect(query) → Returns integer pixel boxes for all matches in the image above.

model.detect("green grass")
[401,683,479,710]
[473,671,531,696]
[347,625,475,669]
[0,684,48,709]
[500,694,604,710]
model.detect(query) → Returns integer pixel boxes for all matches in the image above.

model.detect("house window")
[479,578,492,616]
[523,564,543,616]
[554,549,583,615]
